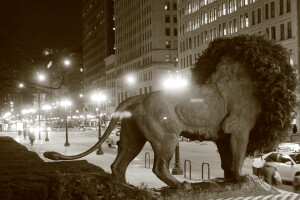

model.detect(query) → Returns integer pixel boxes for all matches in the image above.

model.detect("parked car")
[276,143,300,153]
[106,128,120,148]
[252,151,300,184]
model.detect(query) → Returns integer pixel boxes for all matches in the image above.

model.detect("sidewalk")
[0,131,186,188]
[1,131,300,200]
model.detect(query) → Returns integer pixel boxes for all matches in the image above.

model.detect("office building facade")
[111,0,179,116]
[82,0,115,113]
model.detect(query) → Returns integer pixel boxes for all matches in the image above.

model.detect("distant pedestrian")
[29,132,35,146]
[293,124,298,134]
[258,158,282,186]
[18,130,22,136]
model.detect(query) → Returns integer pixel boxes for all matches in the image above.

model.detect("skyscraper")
[113,0,179,108]
[82,0,114,101]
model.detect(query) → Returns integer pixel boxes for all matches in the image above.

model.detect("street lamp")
[42,105,52,141]
[92,92,107,155]
[37,73,45,140]
[60,99,72,146]
[163,71,188,175]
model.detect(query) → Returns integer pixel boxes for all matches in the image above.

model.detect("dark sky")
[0,0,82,50]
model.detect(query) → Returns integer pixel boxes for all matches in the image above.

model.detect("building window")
[166,54,171,62]
[218,4,222,17]
[205,31,208,43]
[204,12,208,24]
[165,28,170,36]
[240,15,244,28]
[252,11,255,25]
[244,13,249,27]
[234,18,237,32]
[165,15,170,23]
[287,0,291,13]
[223,22,227,35]
[279,0,284,15]
[240,0,243,7]
[271,26,276,41]
[271,2,275,18]
[174,28,177,36]
[257,8,261,23]
[222,3,226,15]
[165,2,170,10]
[280,24,285,40]
[173,2,177,10]
[287,21,292,38]
[166,41,170,48]
[266,27,269,38]
[173,16,177,23]
[265,4,269,19]
[144,87,147,94]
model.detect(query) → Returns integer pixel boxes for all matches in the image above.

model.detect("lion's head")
[192,34,297,156]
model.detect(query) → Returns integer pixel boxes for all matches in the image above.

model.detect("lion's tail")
[43,95,144,160]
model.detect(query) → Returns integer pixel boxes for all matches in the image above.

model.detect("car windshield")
[289,154,300,164]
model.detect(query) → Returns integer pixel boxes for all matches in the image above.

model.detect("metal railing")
[184,160,192,179]
[202,162,210,179]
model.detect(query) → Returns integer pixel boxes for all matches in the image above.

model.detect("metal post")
[38,92,41,140]
[145,152,150,168]
[172,142,183,175]
[45,113,49,142]
[184,160,192,179]
[96,101,104,155]
[202,162,210,179]
[64,109,70,146]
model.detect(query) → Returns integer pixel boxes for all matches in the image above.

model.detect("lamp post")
[60,99,71,146]
[42,105,52,141]
[37,73,45,140]
[92,92,107,155]
[163,71,188,175]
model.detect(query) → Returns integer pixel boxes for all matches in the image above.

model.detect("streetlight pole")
[64,112,70,146]
[172,142,183,175]
[60,100,71,147]
[38,92,41,140]
[37,73,45,140]
[96,103,103,155]
[43,105,51,142]
[92,92,106,155]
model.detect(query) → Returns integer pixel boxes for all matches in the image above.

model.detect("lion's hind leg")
[150,136,191,189]
[111,119,146,183]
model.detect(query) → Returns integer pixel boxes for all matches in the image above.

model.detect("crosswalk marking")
[216,193,300,200]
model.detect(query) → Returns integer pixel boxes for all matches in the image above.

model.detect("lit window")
[166,41,171,48]
[222,3,226,15]
[165,2,170,10]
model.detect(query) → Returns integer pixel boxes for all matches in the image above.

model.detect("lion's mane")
[192,34,297,156]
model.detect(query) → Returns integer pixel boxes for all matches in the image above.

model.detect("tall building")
[110,0,178,117]
[177,0,300,125]
[82,0,115,112]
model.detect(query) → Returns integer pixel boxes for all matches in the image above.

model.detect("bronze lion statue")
[44,35,296,189]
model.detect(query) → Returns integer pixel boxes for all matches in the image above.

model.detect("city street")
[0,130,294,192]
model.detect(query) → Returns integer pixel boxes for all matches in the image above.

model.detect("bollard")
[202,162,210,179]
[145,152,150,168]
[184,160,192,179]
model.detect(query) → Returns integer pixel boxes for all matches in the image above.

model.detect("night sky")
[0,0,82,50]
